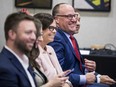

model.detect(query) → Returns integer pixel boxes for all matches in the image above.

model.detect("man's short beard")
[15,40,30,54]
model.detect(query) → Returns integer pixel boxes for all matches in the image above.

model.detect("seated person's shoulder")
[46,45,54,50]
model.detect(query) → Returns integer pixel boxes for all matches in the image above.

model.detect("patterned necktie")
[70,35,83,71]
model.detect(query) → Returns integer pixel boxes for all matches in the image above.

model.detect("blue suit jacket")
[0,47,37,87]
[49,29,85,87]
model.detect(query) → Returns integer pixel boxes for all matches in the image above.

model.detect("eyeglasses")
[56,14,78,20]
[48,26,57,31]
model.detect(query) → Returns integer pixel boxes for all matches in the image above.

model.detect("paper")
[80,50,90,55]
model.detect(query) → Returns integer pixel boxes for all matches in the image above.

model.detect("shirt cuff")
[80,75,86,85]
[96,74,101,83]
[65,80,73,87]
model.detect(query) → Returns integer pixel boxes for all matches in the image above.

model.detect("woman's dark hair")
[28,13,54,69]
[28,42,40,67]
[27,13,55,83]
[27,43,48,83]
[34,13,54,30]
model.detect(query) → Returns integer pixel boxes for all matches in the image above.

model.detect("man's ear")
[54,16,59,24]
[8,30,16,40]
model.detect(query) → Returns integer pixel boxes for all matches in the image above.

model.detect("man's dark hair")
[4,12,42,40]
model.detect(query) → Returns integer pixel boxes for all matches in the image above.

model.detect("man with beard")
[0,12,42,87]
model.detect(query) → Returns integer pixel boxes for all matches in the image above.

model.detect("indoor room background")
[0,0,116,51]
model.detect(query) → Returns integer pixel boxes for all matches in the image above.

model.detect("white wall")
[75,0,116,48]
[0,0,116,51]
[0,0,15,50]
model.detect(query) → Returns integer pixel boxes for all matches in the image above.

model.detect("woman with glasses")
[28,13,72,87]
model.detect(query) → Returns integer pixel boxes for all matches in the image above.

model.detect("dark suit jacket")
[0,47,37,87]
[49,29,85,87]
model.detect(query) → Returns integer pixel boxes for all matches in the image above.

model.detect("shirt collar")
[5,45,29,68]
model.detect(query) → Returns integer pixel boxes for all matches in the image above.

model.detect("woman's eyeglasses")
[48,26,57,32]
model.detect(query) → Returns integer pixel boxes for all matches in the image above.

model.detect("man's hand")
[84,58,96,72]
[100,75,116,85]
[86,72,96,84]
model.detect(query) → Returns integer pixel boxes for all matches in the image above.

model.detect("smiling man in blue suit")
[49,3,115,87]
[0,12,40,87]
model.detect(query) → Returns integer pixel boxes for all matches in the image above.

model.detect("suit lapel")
[2,48,30,82]
[57,30,85,73]
[11,58,29,80]
[28,65,37,87]
[57,29,78,59]
[46,46,62,74]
